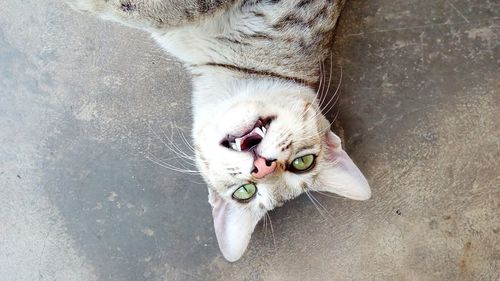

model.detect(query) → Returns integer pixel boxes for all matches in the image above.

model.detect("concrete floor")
[0,0,498,280]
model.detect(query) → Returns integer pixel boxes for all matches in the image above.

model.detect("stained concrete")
[0,0,498,280]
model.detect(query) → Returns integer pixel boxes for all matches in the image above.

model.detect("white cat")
[71,0,371,262]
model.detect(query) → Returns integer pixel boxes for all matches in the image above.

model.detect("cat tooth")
[255,127,265,138]
[235,138,242,151]
[261,126,267,134]
[230,141,238,150]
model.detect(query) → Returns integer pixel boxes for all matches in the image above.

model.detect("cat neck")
[152,1,335,87]
[154,26,324,87]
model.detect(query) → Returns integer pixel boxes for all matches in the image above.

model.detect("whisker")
[266,212,276,249]
[312,190,344,199]
[318,56,334,109]
[322,66,343,118]
[279,59,343,144]
[299,60,325,121]
[305,190,327,220]
[307,191,333,219]
[331,107,341,124]
[144,154,201,174]
[278,60,325,140]
[146,122,197,165]
[172,122,196,152]
[162,123,197,161]
[317,60,341,119]
[262,212,268,237]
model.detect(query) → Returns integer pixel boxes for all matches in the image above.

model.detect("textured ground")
[0,0,498,280]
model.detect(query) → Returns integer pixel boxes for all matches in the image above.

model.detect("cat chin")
[191,78,315,158]
[191,77,317,131]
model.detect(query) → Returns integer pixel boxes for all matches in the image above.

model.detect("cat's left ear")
[313,131,371,200]
[208,189,261,262]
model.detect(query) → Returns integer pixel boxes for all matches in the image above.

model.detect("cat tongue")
[232,127,265,151]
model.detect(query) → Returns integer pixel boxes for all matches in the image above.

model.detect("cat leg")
[70,0,235,30]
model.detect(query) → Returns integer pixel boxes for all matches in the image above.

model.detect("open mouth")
[221,117,274,152]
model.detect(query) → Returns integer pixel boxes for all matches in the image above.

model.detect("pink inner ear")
[208,189,261,262]
[314,131,372,201]
[210,190,228,240]
[326,130,342,150]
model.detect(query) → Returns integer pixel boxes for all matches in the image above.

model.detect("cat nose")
[251,157,277,179]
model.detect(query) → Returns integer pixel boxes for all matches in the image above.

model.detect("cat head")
[192,78,371,262]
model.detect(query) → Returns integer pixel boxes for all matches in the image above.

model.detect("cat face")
[192,80,371,262]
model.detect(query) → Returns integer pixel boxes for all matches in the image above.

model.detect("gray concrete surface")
[0,0,498,280]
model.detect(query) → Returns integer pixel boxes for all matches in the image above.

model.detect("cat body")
[72,0,371,262]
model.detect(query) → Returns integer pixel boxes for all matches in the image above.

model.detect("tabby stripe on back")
[203,62,317,89]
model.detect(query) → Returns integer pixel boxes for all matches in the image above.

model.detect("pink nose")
[251,157,277,179]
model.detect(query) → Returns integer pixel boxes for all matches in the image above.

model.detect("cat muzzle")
[221,117,273,152]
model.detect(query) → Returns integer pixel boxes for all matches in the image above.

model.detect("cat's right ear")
[208,189,260,262]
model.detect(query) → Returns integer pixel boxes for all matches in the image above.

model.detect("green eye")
[290,154,316,172]
[232,183,257,202]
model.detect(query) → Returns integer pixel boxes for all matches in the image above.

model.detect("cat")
[70,0,371,262]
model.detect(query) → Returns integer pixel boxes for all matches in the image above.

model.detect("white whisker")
[305,190,333,221]
[262,212,268,236]
[308,191,333,218]
[144,154,201,174]
[146,122,196,164]
[266,212,276,249]
[312,190,344,199]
